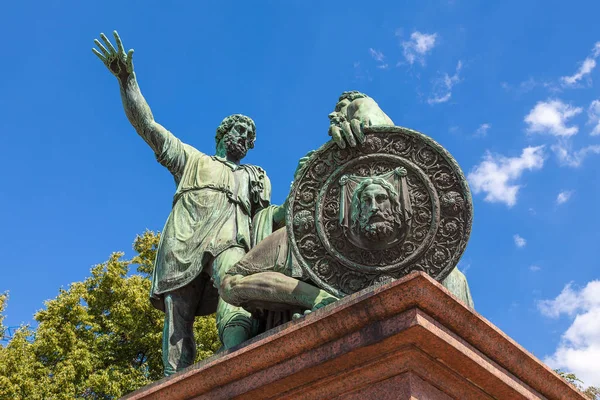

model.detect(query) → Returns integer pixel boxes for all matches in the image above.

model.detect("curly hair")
[215,114,256,148]
[334,91,369,113]
[338,90,368,103]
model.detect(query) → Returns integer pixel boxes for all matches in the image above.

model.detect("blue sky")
[1,0,599,386]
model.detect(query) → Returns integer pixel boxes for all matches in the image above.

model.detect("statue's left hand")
[328,112,366,149]
[92,31,135,85]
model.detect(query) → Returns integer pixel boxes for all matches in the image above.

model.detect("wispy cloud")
[401,31,437,65]
[538,280,600,387]
[514,234,527,248]
[501,78,545,94]
[474,123,491,138]
[529,265,542,272]
[428,61,462,105]
[561,42,600,87]
[588,99,600,135]
[556,190,574,205]
[467,146,545,207]
[562,59,596,86]
[369,48,385,62]
[552,142,600,167]
[352,61,372,82]
[368,48,389,69]
[524,99,582,137]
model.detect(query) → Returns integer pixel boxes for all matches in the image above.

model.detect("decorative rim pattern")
[286,126,473,298]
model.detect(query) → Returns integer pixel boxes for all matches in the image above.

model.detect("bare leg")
[213,247,259,349]
[162,281,201,376]
[221,272,338,312]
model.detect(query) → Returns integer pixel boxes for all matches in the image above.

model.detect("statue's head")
[215,114,256,161]
[334,91,368,112]
[350,177,403,243]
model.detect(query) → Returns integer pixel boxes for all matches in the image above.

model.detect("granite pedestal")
[123,272,585,400]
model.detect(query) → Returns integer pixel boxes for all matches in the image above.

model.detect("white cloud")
[402,31,437,65]
[501,78,543,94]
[552,143,600,167]
[368,48,389,70]
[467,146,545,207]
[524,100,582,137]
[588,100,600,135]
[474,123,491,137]
[514,234,527,248]
[561,42,600,86]
[562,58,596,86]
[352,61,372,82]
[538,280,600,387]
[538,283,586,318]
[556,190,573,205]
[529,265,541,272]
[369,48,385,62]
[428,61,462,105]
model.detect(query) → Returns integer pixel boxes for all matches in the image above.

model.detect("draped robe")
[146,131,272,315]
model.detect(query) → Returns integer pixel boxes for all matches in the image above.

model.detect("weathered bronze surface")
[287,126,473,298]
[92,29,474,376]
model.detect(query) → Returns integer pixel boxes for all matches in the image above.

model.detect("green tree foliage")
[0,231,220,399]
[557,370,600,399]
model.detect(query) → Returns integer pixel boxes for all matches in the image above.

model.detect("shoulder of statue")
[182,143,205,158]
[241,164,268,178]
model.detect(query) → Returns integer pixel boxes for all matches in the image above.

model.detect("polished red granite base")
[123,272,585,400]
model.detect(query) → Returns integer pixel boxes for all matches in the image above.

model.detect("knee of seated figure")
[220,274,243,305]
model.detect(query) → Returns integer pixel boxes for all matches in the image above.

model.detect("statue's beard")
[358,210,398,242]
[224,136,248,160]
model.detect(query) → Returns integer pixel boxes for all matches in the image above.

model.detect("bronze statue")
[92,32,364,376]
[220,94,475,327]
[93,31,473,376]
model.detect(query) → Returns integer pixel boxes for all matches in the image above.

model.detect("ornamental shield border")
[286,126,473,298]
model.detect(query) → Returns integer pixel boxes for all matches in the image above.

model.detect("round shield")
[286,126,473,298]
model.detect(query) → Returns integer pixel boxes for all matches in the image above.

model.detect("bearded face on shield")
[350,178,404,244]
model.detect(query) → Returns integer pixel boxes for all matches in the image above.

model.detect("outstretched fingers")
[92,48,106,62]
[113,31,125,54]
[93,39,109,58]
[100,32,117,55]
[126,49,134,72]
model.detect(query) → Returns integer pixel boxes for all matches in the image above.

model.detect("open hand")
[92,31,134,84]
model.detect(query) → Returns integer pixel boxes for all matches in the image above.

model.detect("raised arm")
[92,31,187,174]
[120,72,170,154]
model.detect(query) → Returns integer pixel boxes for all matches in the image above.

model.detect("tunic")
[144,130,271,314]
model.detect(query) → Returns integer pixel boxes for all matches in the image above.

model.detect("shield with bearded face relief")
[286,126,473,297]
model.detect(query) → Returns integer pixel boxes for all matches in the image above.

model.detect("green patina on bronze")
[93,32,474,377]
[221,94,475,321]
[94,32,287,376]
[92,31,355,376]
